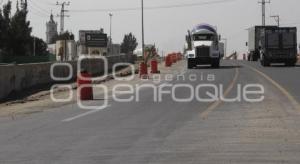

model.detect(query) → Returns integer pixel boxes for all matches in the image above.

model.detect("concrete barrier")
[0,54,135,100]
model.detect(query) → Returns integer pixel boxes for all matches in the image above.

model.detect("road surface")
[1,60,300,164]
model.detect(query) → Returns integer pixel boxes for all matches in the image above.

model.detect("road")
[1,60,300,164]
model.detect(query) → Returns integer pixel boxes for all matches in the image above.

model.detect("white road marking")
[62,105,111,122]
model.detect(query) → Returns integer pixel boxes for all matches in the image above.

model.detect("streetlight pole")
[141,0,145,62]
[109,13,113,55]
[33,37,36,56]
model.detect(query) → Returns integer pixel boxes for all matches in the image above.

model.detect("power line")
[29,10,49,18]
[36,0,57,6]
[28,0,51,15]
[70,0,237,13]
[28,3,49,17]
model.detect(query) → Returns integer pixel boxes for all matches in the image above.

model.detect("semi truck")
[185,24,222,69]
[247,26,298,66]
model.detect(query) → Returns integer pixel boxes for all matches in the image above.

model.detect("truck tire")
[247,55,251,61]
[261,55,270,67]
[285,61,296,67]
[187,59,194,69]
[253,56,259,62]
[211,59,220,68]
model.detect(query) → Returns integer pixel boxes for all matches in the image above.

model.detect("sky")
[1,0,300,55]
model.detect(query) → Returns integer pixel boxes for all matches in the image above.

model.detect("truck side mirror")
[219,35,221,41]
[246,42,248,47]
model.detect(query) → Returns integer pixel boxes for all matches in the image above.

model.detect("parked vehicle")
[185,24,222,69]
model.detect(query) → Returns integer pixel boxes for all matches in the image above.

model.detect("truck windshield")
[193,34,214,41]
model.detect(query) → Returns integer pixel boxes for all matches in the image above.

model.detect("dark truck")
[247,26,276,61]
[247,26,298,66]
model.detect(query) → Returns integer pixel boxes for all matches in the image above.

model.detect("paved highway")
[1,60,300,164]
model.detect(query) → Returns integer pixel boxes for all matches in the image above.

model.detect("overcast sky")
[2,0,300,54]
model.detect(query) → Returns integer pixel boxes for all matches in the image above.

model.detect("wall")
[2,54,56,64]
[0,54,135,100]
[0,53,3,63]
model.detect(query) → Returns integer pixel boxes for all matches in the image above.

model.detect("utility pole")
[270,15,280,27]
[258,0,270,26]
[33,37,36,56]
[109,13,113,55]
[56,1,70,34]
[141,0,145,62]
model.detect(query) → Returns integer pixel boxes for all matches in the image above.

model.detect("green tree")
[54,31,74,41]
[121,33,138,53]
[9,2,32,56]
[0,1,12,53]
[31,37,48,56]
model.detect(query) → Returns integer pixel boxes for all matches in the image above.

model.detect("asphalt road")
[1,60,300,164]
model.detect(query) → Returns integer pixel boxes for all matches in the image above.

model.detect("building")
[46,14,58,44]
[78,29,108,56]
[55,40,77,61]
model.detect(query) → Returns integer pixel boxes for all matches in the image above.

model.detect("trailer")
[261,27,297,66]
[247,26,277,61]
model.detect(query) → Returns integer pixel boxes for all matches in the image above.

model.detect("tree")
[0,1,12,53]
[0,0,49,57]
[121,33,138,54]
[54,31,74,41]
[31,37,48,56]
[9,2,32,56]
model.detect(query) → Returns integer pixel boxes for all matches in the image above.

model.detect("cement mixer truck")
[185,24,222,69]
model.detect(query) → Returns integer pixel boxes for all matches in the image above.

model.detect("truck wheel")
[253,56,259,62]
[212,60,220,68]
[187,59,194,69]
[250,55,254,61]
[261,56,270,67]
[285,62,296,67]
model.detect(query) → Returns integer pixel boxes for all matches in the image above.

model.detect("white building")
[56,40,77,61]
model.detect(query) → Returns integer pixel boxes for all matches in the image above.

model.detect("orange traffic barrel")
[150,59,160,74]
[77,70,93,100]
[172,53,177,63]
[139,62,149,79]
[165,55,172,67]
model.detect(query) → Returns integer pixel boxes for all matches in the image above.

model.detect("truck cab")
[186,24,222,69]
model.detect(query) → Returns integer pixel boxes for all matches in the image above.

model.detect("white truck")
[185,24,222,69]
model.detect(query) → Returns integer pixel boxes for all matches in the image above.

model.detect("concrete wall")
[0,53,3,63]
[0,54,135,100]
